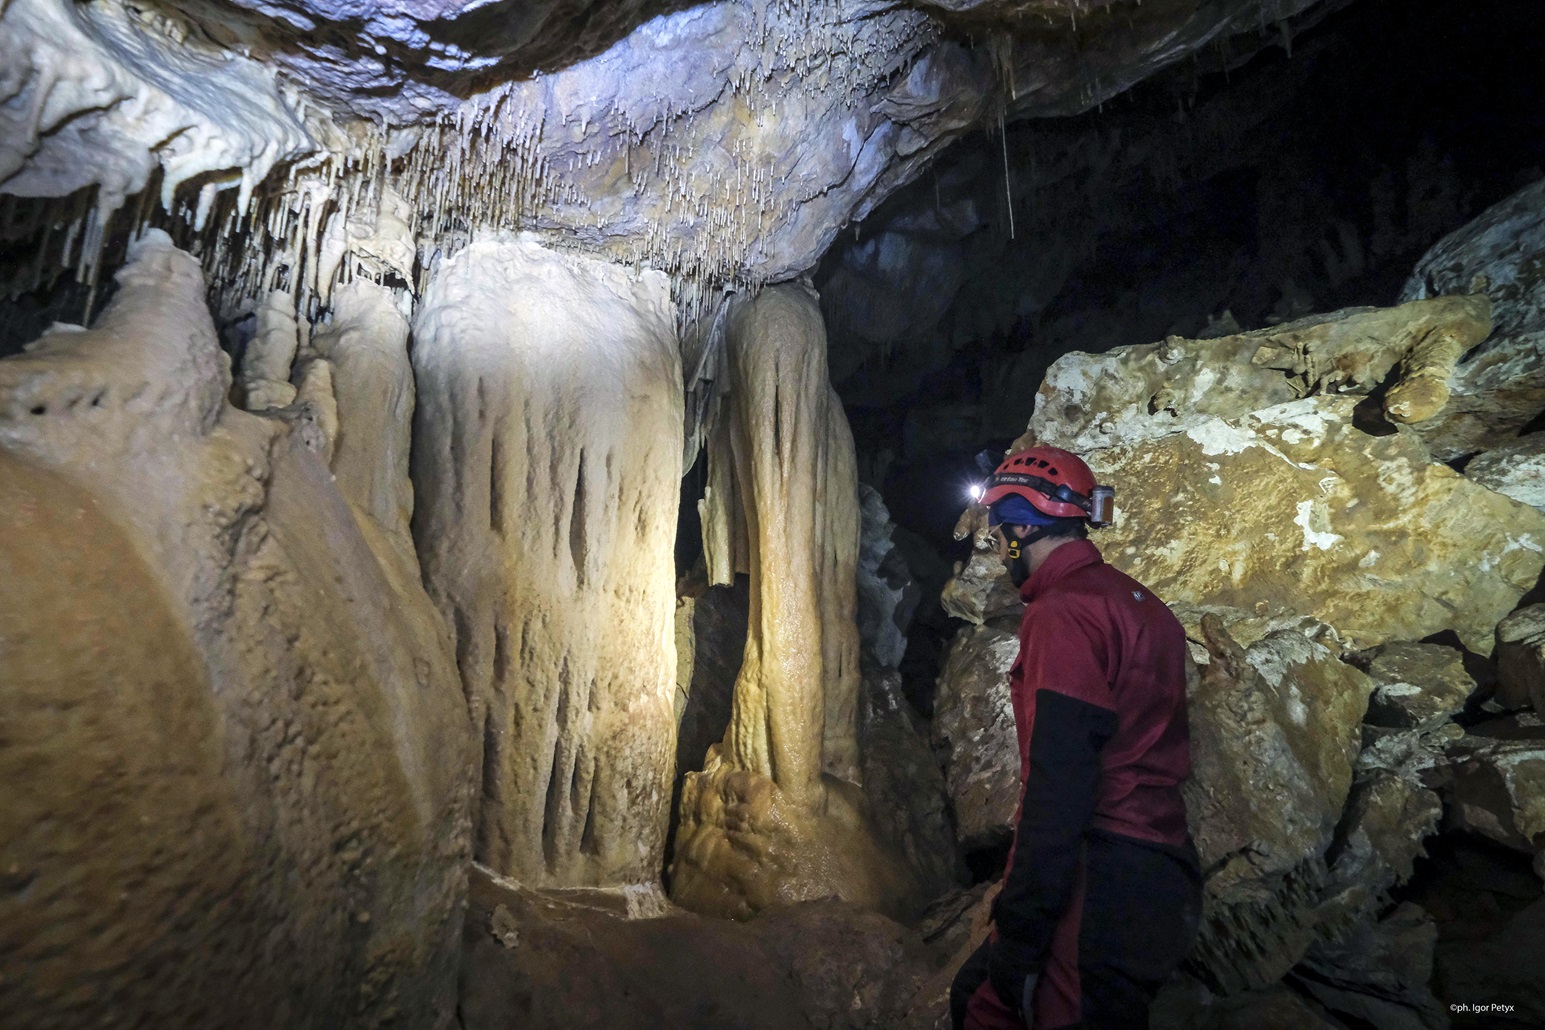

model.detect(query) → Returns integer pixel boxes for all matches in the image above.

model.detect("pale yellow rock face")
[1078,397,1545,654]
[674,284,913,918]
[0,232,473,1028]
[1185,616,1376,993]
[412,235,683,888]
[1029,296,1491,455]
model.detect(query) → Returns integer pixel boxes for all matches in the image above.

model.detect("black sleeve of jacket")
[992,688,1118,963]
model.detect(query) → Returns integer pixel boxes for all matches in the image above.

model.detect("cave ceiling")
[2,0,1341,295]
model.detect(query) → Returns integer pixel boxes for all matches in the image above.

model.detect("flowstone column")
[672,283,913,919]
[412,235,683,887]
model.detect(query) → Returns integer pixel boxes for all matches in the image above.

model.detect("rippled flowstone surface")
[0,232,473,1028]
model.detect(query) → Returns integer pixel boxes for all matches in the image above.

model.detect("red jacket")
[995,538,1192,953]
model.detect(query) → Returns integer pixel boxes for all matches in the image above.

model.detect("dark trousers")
[950,830,1201,1030]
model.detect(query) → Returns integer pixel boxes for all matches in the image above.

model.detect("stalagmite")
[240,289,300,410]
[311,280,416,546]
[411,234,683,888]
[671,283,914,919]
[0,230,472,1027]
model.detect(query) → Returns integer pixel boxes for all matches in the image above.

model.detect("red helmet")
[981,446,1099,519]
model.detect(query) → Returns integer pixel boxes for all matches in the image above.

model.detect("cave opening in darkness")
[817,0,1545,721]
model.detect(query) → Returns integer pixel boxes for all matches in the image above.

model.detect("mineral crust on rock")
[1323,770,1441,907]
[1360,642,1477,730]
[1054,396,1545,654]
[1026,296,1491,455]
[1184,616,1375,993]
[1466,433,1545,513]
[0,231,472,1028]
[412,234,683,888]
[857,483,921,670]
[309,280,418,551]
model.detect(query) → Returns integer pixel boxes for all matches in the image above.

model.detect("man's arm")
[989,608,1117,1009]
[994,687,1117,948]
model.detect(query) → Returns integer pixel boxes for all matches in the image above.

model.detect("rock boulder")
[930,623,1021,851]
[1072,397,1545,654]
[1361,642,1477,729]
[1401,175,1545,460]
[1496,603,1545,713]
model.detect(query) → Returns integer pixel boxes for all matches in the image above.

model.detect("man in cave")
[949,446,1201,1030]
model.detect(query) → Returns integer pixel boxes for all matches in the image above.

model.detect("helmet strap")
[1004,528,1033,586]
[1005,523,1065,587]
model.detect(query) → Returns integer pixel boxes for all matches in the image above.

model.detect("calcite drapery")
[673,283,914,918]
[311,280,418,549]
[0,231,473,1027]
[412,234,683,887]
[702,283,863,795]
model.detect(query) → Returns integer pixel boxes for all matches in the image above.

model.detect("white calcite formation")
[1,0,1346,299]
[1466,433,1545,514]
[0,231,472,1027]
[0,0,315,285]
[673,284,913,918]
[1027,295,1492,456]
[411,235,683,888]
[1360,642,1477,730]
